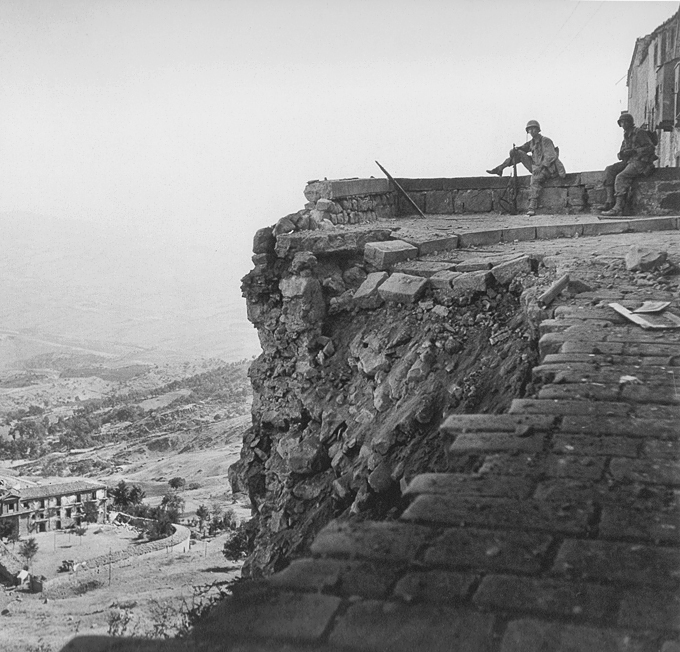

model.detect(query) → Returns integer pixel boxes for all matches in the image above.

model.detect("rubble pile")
[234,227,542,577]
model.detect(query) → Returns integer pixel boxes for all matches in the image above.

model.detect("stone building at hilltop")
[628,5,680,166]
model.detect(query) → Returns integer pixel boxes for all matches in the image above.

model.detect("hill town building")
[627,5,680,166]
[0,480,107,537]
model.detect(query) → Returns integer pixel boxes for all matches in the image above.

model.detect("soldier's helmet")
[617,113,635,126]
[525,120,541,132]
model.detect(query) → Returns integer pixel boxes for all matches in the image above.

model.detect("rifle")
[375,161,426,218]
[511,143,518,215]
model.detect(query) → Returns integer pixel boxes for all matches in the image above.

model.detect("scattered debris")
[609,303,680,330]
[537,274,570,308]
[633,301,671,314]
[625,245,668,273]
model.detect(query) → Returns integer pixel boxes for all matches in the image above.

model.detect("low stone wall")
[42,523,190,598]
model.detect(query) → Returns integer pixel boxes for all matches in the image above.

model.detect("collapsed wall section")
[235,227,542,577]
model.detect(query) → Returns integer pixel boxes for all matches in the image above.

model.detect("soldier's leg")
[601,162,626,210]
[487,149,532,176]
[527,168,548,216]
[603,162,644,216]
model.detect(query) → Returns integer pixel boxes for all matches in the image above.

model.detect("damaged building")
[628,5,680,166]
[0,480,107,537]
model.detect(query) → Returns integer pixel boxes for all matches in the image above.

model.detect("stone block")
[396,192,426,216]
[625,244,668,272]
[538,187,569,212]
[393,571,477,604]
[378,273,428,304]
[440,414,556,433]
[275,228,393,258]
[581,220,630,236]
[500,619,655,652]
[618,589,680,631]
[567,185,586,205]
[455,259,492,272]
[552,434,638,457]
[600,506,680,544]
[451,270,491,295]
[501,225,537,242]
[491,255,533,285]
[448,431,544,455]
[535,223,584,239]
[429,270,461,289]
[509,399,630,417]
[324,178,390,199]
[580,170,605,187]
[424,528,553,574]
[425,190,454,214]
[353,272,388,309]
[454,189,494,213]
[400,234,459,255]
[544,455,606,480]
[364,240,418,270]
[402,495,592,535]
[253,227,275,254]
[310,520,433,562]
[269,558,400,599]
[587,187,608,206]
[610,458,680,486]
[329,601,495,652]
[552,538,680,587]
[393,261,457,277]
[404,473,533,500]
[195,590,342,643]
[474,575,619,621]
[626,216,679,232]
[457,229,502,247]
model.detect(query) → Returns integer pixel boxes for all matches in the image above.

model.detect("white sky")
[1,0,679,287]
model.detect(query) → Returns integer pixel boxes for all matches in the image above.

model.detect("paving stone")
[402,495,592,535]
[560,341,625,355]
[552,539,680,587]
[400,234,459,255]
[544,455,606,480]
[491,255,533,285]
[329,601,495,652]
[537,384,620,402]
[195,590,342,643]
[477,453,542,476]
[377,273,428,304]
[642,439,680,458]
[404,473,534,500]
[543,353,674,366]
[501,225,537,242]
[455,259,493,272]
[268,558,402,598]
[610,458,680,486]
[560,415,679,438]
[509,399,630,417]
[310,520,434,562]
[600,506,680,544]
[500,618,656,652]
[448,431,545,454]
[535,223,584,239]
[536,366,674,386]
[635,404,680,420]
[553,306,624,323]
[552,434,639,457]
[582,220,630,236]
[428,269,461,289]
[423,528,553,574]
[441,413,556,433]
[353,271,388,309]
[661,642,680,652]
[450,270,491,294]
[620,383,680,404]
[393,260,457,277]
[532,479,651,505]
[457,229,502,247]
[364,240,418,269]
[393,571,477,604]
[473,574,619,621]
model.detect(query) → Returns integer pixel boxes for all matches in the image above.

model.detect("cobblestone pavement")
[63,219,680,652]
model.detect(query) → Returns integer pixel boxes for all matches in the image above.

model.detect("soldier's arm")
[633,130,654,158]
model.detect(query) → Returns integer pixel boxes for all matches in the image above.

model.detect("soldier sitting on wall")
[486,120,566,216]
[601,112,657,216]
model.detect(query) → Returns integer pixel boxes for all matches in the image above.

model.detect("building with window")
[0,480,107,537]
[628,7,680,167]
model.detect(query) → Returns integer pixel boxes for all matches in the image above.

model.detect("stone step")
[404,473,533,500]
[542,353,680,366]
[538,384,680,404]
[558,414,680,437]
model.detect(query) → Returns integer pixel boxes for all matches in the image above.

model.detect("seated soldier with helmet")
[601,112,657,216]
[487,120,566,216]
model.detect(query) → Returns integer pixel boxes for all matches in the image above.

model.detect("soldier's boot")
[601,195,625,217]
[486,164,506,176]
[600,186,615,212]
[526,199,538,217]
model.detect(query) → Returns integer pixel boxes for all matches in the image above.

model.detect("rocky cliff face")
[232,226,540,577]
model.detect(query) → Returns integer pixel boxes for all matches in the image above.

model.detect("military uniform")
[604,128,656,196]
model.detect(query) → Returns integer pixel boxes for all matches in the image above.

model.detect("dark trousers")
[603,160,649,196]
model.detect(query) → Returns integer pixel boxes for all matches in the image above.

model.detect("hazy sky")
[1,0,678,293]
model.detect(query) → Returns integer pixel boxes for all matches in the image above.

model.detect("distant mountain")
[0,212,259,368]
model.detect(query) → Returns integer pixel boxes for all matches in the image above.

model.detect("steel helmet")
[618,113,634,126]
[525,120,541,132]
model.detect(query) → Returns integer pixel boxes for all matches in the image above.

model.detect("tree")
[195,504,210,531]
[128,484,146,505]
[19,538,39,569]
[83,501,99,524]
[109,480,131,509]
[168,477,186,491]
[160,492,184,522]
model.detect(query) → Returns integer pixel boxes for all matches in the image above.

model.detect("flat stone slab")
[353,271,388,309]
[304,178,390,201]
[400,233,459,255]
[364,240,418,270]
[451,270,491,294]
[275,228,393,258]
[378,272,428,303]
[393,261,457,277]
[491,256,534,285]
[429,269,462,289]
